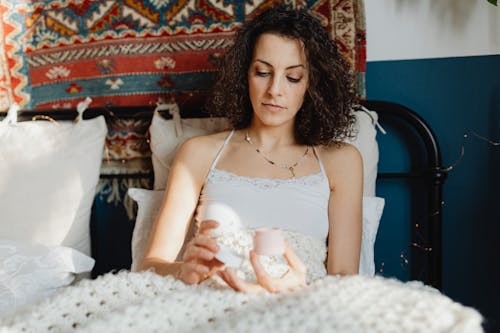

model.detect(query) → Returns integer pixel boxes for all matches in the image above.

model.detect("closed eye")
[256,71,271,77]
[287,76,302,83]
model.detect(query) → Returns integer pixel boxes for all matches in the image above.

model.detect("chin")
[255,114,294,128]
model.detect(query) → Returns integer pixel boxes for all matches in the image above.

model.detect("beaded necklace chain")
[244,132,309,178]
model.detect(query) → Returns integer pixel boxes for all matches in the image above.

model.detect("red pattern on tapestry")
[0,0,366,111]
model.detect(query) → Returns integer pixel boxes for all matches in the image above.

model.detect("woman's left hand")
[217,240,307,294]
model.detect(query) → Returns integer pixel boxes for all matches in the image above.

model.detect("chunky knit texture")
[1,231,482,333]
[1,272,482,333]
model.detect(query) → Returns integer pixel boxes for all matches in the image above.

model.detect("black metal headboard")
[361,100,447,290]
[1,99,447,289]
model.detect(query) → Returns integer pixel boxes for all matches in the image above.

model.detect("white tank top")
[195,130,331,242]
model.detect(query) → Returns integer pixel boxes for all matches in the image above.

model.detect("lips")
[262,103,285,112]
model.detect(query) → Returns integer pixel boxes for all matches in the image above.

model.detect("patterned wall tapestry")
[0,0,366,275]
[0,0,366,111]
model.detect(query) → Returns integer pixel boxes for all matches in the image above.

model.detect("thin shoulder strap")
[209,130,235,170]
[312,146,327,176]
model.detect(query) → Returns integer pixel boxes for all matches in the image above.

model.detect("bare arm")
[138,135,221,280]
[322,143,363,275]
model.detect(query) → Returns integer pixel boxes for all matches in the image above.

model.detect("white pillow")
[0,239,95,317]
[149,106,230,190]
[359,196,385,276]
[0,104,107,255]
[149,107,379,196]
[347,108,380,197]
[128,188,384,276]
[128,188,165,272]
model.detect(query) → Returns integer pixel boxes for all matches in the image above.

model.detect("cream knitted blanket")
[0,231,483,332]
[1,270,482,333]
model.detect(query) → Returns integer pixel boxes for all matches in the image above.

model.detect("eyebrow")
[255,59,305,70]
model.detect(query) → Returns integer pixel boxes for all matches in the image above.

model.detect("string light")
[378,262,385,274]
[400,251,409,270]
[470,131,500,146]
[441,131,499,172]
[410,243,432,252]
[391,131,498,275]
[425,201,446,219]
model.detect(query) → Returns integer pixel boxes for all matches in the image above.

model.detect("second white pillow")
[149,110,230,190]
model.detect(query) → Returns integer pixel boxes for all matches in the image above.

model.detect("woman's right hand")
[177,220,222,284]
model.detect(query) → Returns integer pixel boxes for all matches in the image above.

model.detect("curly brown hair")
[206,6,357,146]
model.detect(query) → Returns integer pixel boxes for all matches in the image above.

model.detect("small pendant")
[289,166,295,178]
[245,133,252,143]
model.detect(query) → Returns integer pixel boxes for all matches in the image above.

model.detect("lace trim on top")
[206,168,328,190]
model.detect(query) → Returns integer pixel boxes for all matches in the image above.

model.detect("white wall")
[365,0,500,61]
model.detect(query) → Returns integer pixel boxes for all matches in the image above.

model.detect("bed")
[0,99,483,332]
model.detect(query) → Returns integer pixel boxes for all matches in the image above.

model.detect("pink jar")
[253,228,285,256]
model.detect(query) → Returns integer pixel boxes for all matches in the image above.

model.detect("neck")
[245,122,296,150]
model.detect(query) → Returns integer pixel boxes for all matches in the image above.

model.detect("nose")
[267,75,283,97]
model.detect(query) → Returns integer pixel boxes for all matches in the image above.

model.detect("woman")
[139,6,363,293]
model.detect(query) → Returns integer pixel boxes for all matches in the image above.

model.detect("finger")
[195,258,224,280]
[207,264,223,277]
[184,262,209,275]
[218,268,241,291]
[179,262,209,284]
[198,220,219,235]
[182,271,200,285]
[191,235,219,252]
[222,268,261,293]
[183,245,216,262]
[217,269,241,291]
[204,257,225,273]
[283,240,306,273]
[249,251,279,293]
[223,268,265,294]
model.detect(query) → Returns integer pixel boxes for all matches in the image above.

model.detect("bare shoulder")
[318,142,362,166]
[318,142,363,189]
[178,130,230,153]
[175,130,232,166]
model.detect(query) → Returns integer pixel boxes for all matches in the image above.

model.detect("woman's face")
[247,33,309,128]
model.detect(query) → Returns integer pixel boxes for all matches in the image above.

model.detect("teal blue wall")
[368,55,500,331]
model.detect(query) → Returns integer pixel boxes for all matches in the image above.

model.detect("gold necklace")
[244,132,309,178]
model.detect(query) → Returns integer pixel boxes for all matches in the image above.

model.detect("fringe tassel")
[96,178,150,221]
